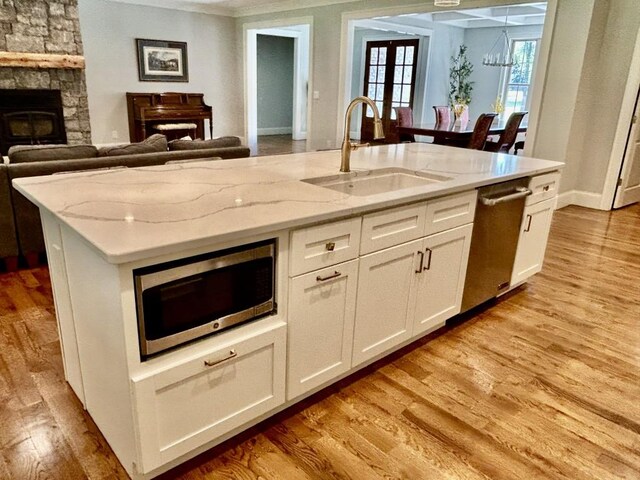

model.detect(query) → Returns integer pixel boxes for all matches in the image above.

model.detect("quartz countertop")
[13,143,563,264]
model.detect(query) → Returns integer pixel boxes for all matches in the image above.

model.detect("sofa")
[1,134,250,269]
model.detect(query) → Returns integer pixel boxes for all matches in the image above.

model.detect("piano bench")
[153,123,198,140]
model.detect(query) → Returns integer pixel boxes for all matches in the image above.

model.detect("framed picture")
[136,39,188,82]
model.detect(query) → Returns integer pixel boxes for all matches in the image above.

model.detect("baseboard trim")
[257,127,292,135]
[556,190,606,210]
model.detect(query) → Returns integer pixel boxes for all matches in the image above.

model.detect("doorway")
[613,87,640,208]
[244,21,312,155]
[360,39,419,143]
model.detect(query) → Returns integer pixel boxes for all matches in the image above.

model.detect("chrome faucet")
[340,96,385,172]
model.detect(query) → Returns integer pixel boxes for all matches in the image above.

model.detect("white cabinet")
[413,224,473,335]
[352,239,421,366]
[350,194,475,367]
[287,260,358,399]
[131,322,286,473]
[511,197,556,286]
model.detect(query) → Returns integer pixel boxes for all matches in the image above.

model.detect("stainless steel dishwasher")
[461,178,532,312]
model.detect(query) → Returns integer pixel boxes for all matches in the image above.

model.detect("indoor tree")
[449,44,474,107]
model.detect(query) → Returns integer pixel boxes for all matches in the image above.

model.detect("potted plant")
[449,44,474,125]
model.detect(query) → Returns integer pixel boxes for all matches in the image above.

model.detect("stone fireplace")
[0,0,91,152]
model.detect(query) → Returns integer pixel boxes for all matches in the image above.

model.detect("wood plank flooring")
[256,135,307,156]
[0,203,639,479]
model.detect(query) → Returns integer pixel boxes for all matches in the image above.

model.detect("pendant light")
[482,8,515,67]
[434,0,460,6]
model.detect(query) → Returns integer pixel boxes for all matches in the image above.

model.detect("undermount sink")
[302,167,452,196]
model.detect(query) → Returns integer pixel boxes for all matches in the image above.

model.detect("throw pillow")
[168,136,240,151]
[8,144,98,163]
[98,134,168,157]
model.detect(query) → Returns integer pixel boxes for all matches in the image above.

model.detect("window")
[501,39,538,117]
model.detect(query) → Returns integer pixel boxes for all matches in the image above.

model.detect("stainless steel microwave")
[134,239,276,359]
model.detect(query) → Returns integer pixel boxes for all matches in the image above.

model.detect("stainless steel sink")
[302,167,451,196]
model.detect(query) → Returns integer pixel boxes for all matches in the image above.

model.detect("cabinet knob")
[325,242,336,251]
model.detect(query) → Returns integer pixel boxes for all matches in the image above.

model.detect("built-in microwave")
[134,239,276,359]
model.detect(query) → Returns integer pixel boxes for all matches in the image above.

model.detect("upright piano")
[126,92,213,142]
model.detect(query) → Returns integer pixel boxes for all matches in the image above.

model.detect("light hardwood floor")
[0,204,639,479]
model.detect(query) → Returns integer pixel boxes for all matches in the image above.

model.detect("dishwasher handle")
[479,187,532,206]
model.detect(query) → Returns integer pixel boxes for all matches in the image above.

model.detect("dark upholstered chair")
[0,164,19,270]
[467,113,498,150]
[484,112,527,153]
[433,105,451,125]
[394,106,415,143]
[514,139,525,154]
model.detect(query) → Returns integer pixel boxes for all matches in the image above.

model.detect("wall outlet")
[111,130,118,140]
[313,90,320,100]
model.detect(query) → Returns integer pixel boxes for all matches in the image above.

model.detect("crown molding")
[232,0,357,17]
[107,0,358,18]
[107,0,234,17]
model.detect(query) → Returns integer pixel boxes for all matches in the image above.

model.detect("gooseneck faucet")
[340,96,385,172]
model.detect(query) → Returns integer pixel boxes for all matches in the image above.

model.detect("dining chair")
[484,112,527,153]
[432,105,451,125]
[467,113,498,150]
[394,106,415,143]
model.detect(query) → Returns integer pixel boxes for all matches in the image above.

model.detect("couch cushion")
[8,144,98,164]
[98,134,168,157]
[168,136,241,151]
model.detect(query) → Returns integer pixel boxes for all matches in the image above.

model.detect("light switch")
[313,91,320,100]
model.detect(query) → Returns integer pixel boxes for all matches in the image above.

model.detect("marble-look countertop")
[13,143,563,264]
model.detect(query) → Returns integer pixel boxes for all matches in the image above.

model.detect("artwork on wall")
[136,39,188,82]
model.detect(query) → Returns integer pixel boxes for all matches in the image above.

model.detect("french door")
[360,39,419,142]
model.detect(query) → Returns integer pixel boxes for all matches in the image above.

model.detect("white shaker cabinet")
[511,197,556,286]
[352,239,421,366]
[131,321,287,473]
[287,260,359,399]
[413,224,473,335]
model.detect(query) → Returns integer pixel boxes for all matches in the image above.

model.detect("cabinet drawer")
[131,322,286,473]
[290,217,361,276]
[424,190,477,235]
[527,172,561,205]
[361,203,426,254]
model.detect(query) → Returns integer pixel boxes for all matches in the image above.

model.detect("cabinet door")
[511,197,556,286]
[352,239,421,366]
[412,224,473,335]
[287,260,358,400]
[131,323,286,473]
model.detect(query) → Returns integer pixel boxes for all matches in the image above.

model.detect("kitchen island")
[13,143,563,479]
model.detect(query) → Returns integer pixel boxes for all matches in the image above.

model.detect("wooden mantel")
[0,52,85,69]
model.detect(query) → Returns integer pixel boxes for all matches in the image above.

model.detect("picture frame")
[136,38,189,82]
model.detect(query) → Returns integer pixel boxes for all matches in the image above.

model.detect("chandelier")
[434,0,460,6]
[483,8,515,67]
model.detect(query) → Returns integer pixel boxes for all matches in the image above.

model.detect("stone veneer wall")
[0,0,91,144]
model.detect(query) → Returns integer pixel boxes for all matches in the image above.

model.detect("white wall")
[464,25,543,118]
[78,0,243,144]
[257,34,294,134]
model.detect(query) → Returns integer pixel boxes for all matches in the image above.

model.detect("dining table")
[397,117,527,146]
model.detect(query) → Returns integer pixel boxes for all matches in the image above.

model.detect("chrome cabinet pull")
[524,214,533,232]
[424,248,433,271]
[325,242,336,251]
[415,251,424,273]
[316,271,341,282]
[204,349,237,367]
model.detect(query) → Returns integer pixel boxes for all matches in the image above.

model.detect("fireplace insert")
[0,89,67,155]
